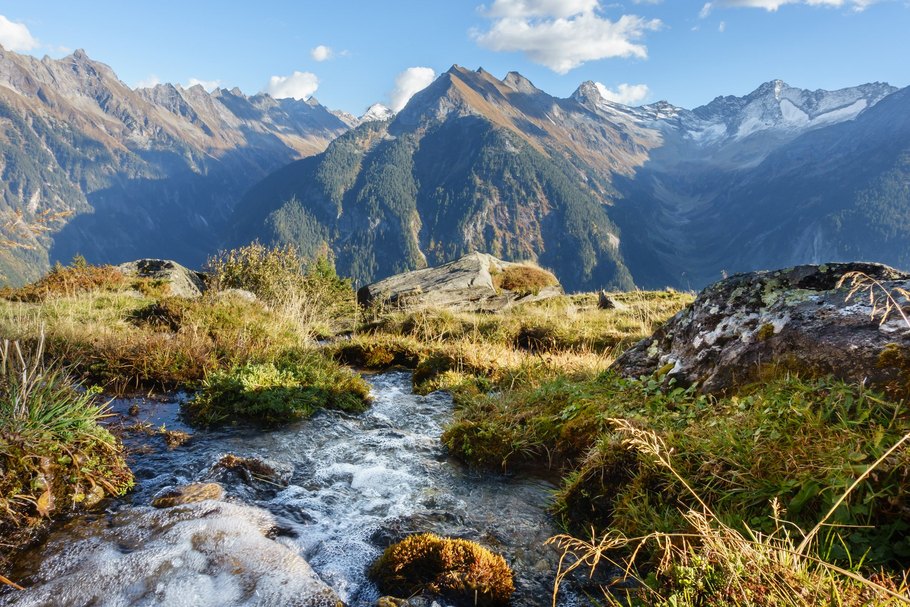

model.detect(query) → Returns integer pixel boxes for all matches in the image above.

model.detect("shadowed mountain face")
[233,65,905,291]
[0,46,351,284]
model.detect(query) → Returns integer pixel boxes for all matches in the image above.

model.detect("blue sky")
[0,0,907,113]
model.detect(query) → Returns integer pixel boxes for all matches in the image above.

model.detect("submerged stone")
[151,482,224,508]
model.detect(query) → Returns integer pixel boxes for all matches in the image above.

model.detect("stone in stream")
[1,500,343,607]
[356,252,562,313]
[612,262,910,396]
[151,482,224,508]
[117,258,207,298]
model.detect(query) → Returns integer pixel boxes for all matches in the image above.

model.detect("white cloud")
[474,1,662,74]
[705,0,882,11]
[311,45,332,62]
[594,82,649,105]
[485,0,600,18]
[390,67,436,112]
[185,78,221,92]
[0,15,38,52]
[264,71,319,100]
[136,75,161,89]
[719,20,727,31]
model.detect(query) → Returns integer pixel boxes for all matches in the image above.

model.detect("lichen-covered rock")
[612,262,910,396]
[117,258,207,298]
[151,482,224,508]
[357,252,561,313]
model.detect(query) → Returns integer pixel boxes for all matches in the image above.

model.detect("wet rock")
[151,482,224,508]
[162,429,191,449]
[2,501,343,607]
[357,252,562,313]
[612,262,910,395]
[209,454,293,488]
[117,258,207,298]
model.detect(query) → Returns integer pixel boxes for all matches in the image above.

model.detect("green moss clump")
[186,351,371,425]
[370,533,514,606]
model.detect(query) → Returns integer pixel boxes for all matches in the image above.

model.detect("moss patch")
[370,533,514,605]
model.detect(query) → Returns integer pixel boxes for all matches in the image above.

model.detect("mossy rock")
[369,533,514,606]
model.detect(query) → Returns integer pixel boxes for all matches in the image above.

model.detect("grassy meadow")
[0,247,907,605]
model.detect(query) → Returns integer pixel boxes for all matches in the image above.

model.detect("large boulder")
[612,262,910,396]
[117,258,207,298]
[357,252,562,313]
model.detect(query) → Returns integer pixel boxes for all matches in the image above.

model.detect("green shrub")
[370,533,514,605]
[206,242,356,338]
[186,350,371,425]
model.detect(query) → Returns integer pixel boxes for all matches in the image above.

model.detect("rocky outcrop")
[117,259,207,298]
[612,263,910,396]
[357,252,562,313]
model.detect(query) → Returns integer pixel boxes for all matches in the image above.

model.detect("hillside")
[0,46,351,284]
[234,65,904,290]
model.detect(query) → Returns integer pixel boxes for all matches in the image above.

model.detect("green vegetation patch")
[444,372,910,566]
[186,350,371,425]
[0,340,132,564]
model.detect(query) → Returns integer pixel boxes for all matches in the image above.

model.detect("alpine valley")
[1,45,907,290]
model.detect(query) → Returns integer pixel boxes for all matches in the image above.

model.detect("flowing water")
[2,372,584,606]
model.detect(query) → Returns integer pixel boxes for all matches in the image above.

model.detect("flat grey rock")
[357,252,562,313]
[117,258,207,298]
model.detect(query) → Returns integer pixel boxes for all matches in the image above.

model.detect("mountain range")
[1,45,907,291]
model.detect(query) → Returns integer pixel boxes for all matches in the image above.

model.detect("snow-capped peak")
[360,103,394,123]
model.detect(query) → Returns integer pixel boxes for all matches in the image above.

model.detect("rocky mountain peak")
[571,80,605,106]
[502,71,538,94]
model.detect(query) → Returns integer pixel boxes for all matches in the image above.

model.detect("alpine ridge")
[233,65,905,291]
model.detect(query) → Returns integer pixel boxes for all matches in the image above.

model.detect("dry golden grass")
[344,289,692,394]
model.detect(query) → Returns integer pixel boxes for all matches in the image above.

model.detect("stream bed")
[2,372,584,606]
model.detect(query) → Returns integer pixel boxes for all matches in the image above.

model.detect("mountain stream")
[2,372,583,606]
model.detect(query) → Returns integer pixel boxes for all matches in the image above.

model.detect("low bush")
[0,257,126,302]
[370,533,514,605]
[206,242,357,338]
[492,264,558,296]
